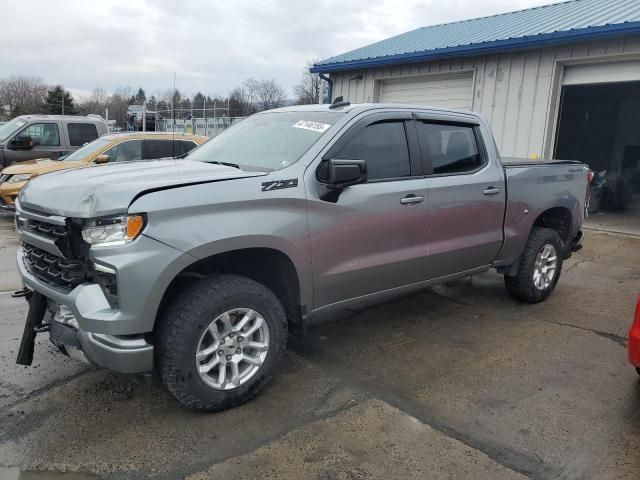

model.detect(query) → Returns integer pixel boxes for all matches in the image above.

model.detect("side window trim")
[417,120,488,178]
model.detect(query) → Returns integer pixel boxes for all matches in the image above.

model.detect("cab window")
[179,140,198,155]
[416,122,484,175]
[68,123,99,146]
[20,123,60,146]
[335,121,411,181]
[102,140,143,162]
[143,140,175,159]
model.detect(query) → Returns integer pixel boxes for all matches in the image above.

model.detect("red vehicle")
[629,295,640,376]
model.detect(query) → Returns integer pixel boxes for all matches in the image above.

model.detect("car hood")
[3,158,86,175]
[19,159,267,218]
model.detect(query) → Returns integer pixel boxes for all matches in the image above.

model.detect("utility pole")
[142,101,146,132]
[203,96,207,136]
[171,72,176,132]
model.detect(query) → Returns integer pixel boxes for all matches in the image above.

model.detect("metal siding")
[330,35,640,158]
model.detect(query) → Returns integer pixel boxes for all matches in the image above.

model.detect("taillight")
[628,295,640,368]
[587,170,595,184]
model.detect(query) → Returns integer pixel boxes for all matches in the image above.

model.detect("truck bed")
[496,159,589,267]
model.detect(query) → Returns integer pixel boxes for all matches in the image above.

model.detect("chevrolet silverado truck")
[14,101,588,411]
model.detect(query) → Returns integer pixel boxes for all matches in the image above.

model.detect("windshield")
[187,111,343,171]
[0,117,28,142]
[62,138,111,161]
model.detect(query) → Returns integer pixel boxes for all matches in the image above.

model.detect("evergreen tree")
[134,87,146,105]
[156,99,168,113]
[147,95,157,111]
[45,85,76,115]
[193,92,205,117]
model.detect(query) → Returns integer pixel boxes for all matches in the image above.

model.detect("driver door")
[307,112,430,309]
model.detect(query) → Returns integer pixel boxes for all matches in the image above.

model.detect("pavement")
[0,216,639,480]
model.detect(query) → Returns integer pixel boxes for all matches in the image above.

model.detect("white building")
[312,0,640,213]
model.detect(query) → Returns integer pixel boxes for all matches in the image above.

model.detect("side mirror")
[94,154,110,164]
[318,159,367,189]
[9,134,33,150]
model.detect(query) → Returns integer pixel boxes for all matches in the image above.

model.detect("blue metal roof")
[311,0,640,73]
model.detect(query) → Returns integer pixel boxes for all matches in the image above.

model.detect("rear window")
[143,139,176,159]
[416,122,484,175]
[179,140,198,155]
[68,123,99,146]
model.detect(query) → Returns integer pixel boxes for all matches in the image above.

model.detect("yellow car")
[0,132,208,214]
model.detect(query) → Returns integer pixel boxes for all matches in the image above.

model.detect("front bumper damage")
[16,260,155,373]
[12,202,193,374]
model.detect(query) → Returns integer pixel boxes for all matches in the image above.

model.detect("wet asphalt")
[0,216,638,479]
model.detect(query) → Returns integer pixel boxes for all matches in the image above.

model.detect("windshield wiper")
[209,161,242,170]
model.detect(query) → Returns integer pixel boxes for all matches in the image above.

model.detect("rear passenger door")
[415,116,505,278]
[308,112,429,308]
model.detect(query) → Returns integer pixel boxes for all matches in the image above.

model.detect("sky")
[1,0,562,100]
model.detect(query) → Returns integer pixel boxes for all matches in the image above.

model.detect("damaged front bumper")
[16,257,154,373]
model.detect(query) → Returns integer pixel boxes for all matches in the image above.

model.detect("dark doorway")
[555,81,640,218]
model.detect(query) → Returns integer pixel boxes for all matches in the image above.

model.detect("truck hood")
[19,159,267,218]
[3,158,86,175]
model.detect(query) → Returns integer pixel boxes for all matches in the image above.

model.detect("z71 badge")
[261,179,298,191]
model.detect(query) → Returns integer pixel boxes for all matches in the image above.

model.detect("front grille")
[22,242,87,289]
[26,218,68,238]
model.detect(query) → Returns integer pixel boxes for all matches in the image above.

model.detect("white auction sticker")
[292,120,331,133]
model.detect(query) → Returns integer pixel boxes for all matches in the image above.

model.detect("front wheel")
[504,227,564,303]
[156,274,287,411]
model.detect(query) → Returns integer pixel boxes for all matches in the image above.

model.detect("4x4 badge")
[261,179,298,191]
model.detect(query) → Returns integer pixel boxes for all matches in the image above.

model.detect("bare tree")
[256,79,286,111]
[242,78,260,113]
[294,60,327,105]
[77,88,109,116]
[0,75,48,117]
[105,87,133,127]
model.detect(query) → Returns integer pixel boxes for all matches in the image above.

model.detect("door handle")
[483,187,501,196]
[400,195,425,205]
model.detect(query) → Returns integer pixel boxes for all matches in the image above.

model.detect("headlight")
[82,214,146,247]
[7,174,33,183]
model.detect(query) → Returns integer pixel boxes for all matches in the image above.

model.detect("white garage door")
[379,72,474,110]
[563,61,640,85]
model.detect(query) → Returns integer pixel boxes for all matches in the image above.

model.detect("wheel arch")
[155,246,306,337]
[531,207,573,246]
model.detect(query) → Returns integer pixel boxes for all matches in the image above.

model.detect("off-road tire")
[504,227,564,303]
[156,274,287,411]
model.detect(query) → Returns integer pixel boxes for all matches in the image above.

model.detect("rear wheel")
[156,274,287,411]
[504,227,564,303]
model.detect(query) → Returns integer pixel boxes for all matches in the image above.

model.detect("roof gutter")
[310,21,640,73]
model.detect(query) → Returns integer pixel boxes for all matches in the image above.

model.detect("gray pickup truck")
[14,102,588,411]
[0,115,108,168]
